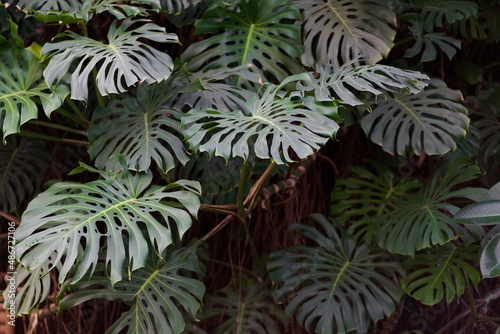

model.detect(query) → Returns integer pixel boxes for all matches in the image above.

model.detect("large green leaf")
[181,0,303,85]
[293,0,396,68]
[60,248,205,334]
[166,65,258,112]
[403,13,461,62]
[331,161,423,244]
[0,137,50,212]
[203,283,288,334]
[0,48,68,140]
[401,243,480,305]
[2,252,58,316]
[182,75,339,164]
[88,82,189,173]
[42,18,178,101]
[376,158,485,255]
[481,233,500,278]
[361,79,469,156]
[407,0,478,27]
[15,165,201,285]
[160,0,206,26]
[296,61,429,106]
[268,214,404,334]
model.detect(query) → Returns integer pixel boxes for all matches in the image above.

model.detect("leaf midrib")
[326,1,363,51]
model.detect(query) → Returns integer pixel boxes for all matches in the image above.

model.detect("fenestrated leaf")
[401,243,480,305]
[293,0,396,68]
[2,252,58,316]
[481,233,500,278]
[166,65,258,112]
[296,61,429,106]
[404,14,461,62]
[0,137,50,212]
[376,158,485,255]
[42,18,178,101]
[203,283,288,334]
[182,75,339,164]
[17,0,83,12]
[182,0,303,86]
[361,79,469,156]
[0,47,69,140]
[160,0,206,26]
[331,161,423,244]
[407,0,478,27]
[60,248,205,334]
[268,214,404,334]
[15,166,201,285]
[88,82,189,173]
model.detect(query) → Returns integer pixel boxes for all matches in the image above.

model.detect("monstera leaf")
[331,161,423,244]
[0,47,68,140]
[376,158,484,255]
[401,243,480,305]
[60,248,205,334]
[296,61,429,106]
[293,0,396,68]
[42,18,178,101]
[0,137,50,212]
[268,215,403,334]
[160,0,206,26]
[88,83,189,173]
[182,0,303,85]
[404,14,461,62]
[407,0,478,28]
[455,182,500,277]
[203,283,288,334]
[166,65,258,112]
[15,165,201,285]
[182,75,339,164]
[361,79,469,156]
[2,252,59,316]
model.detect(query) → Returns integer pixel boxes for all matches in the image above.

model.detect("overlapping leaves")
[376,158,484,255]
[60,248,205,334]
[15,165,201,285]
[182,75,339,164]
[401,243,480,305]
[0,137,50,212]
[268,214,403,334]
[182,0,303,85]
[0,47,68,140]
[294,0,396,68]
[88,82,188,173]
[42,18,178,101]
[361,79,469,156]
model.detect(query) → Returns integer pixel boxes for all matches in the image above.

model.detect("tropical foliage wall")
[1,0,500,333]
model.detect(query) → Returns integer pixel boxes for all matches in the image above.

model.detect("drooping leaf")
[293,0,396,68]
[401,243,481,305]
[42,18,178,101]
[166,65,258,112]
[160,0,206,26]
[331,161,423,244]
[481,233,500,278]
[268,214,404,334]
[0,137,50,212]
[88,82,189,173]
[60,248,205,334]
[404,14,461,62]
[15,166,201,285]
[376,158,485,255]
[361,79,469,156]
[203,283,288,334]
[182,75,339,164]
[0,47,69,140]
[2,252,59,316]
[182,0,303,85]
[296,61,429,106]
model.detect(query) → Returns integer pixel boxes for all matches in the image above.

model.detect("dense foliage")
[1,0,500,333]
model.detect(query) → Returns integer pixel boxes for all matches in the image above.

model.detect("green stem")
[237,161,248,219]
[66,97,88,121]
[19,130,89,146]
[465,273,477,326]
[393,36,415,48]
[55,108,90,128]
[80,21,105,107]
[208,258,262,282]
[30,120,87,136]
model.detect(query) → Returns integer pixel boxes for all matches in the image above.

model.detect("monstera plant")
[1,0,500,333]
